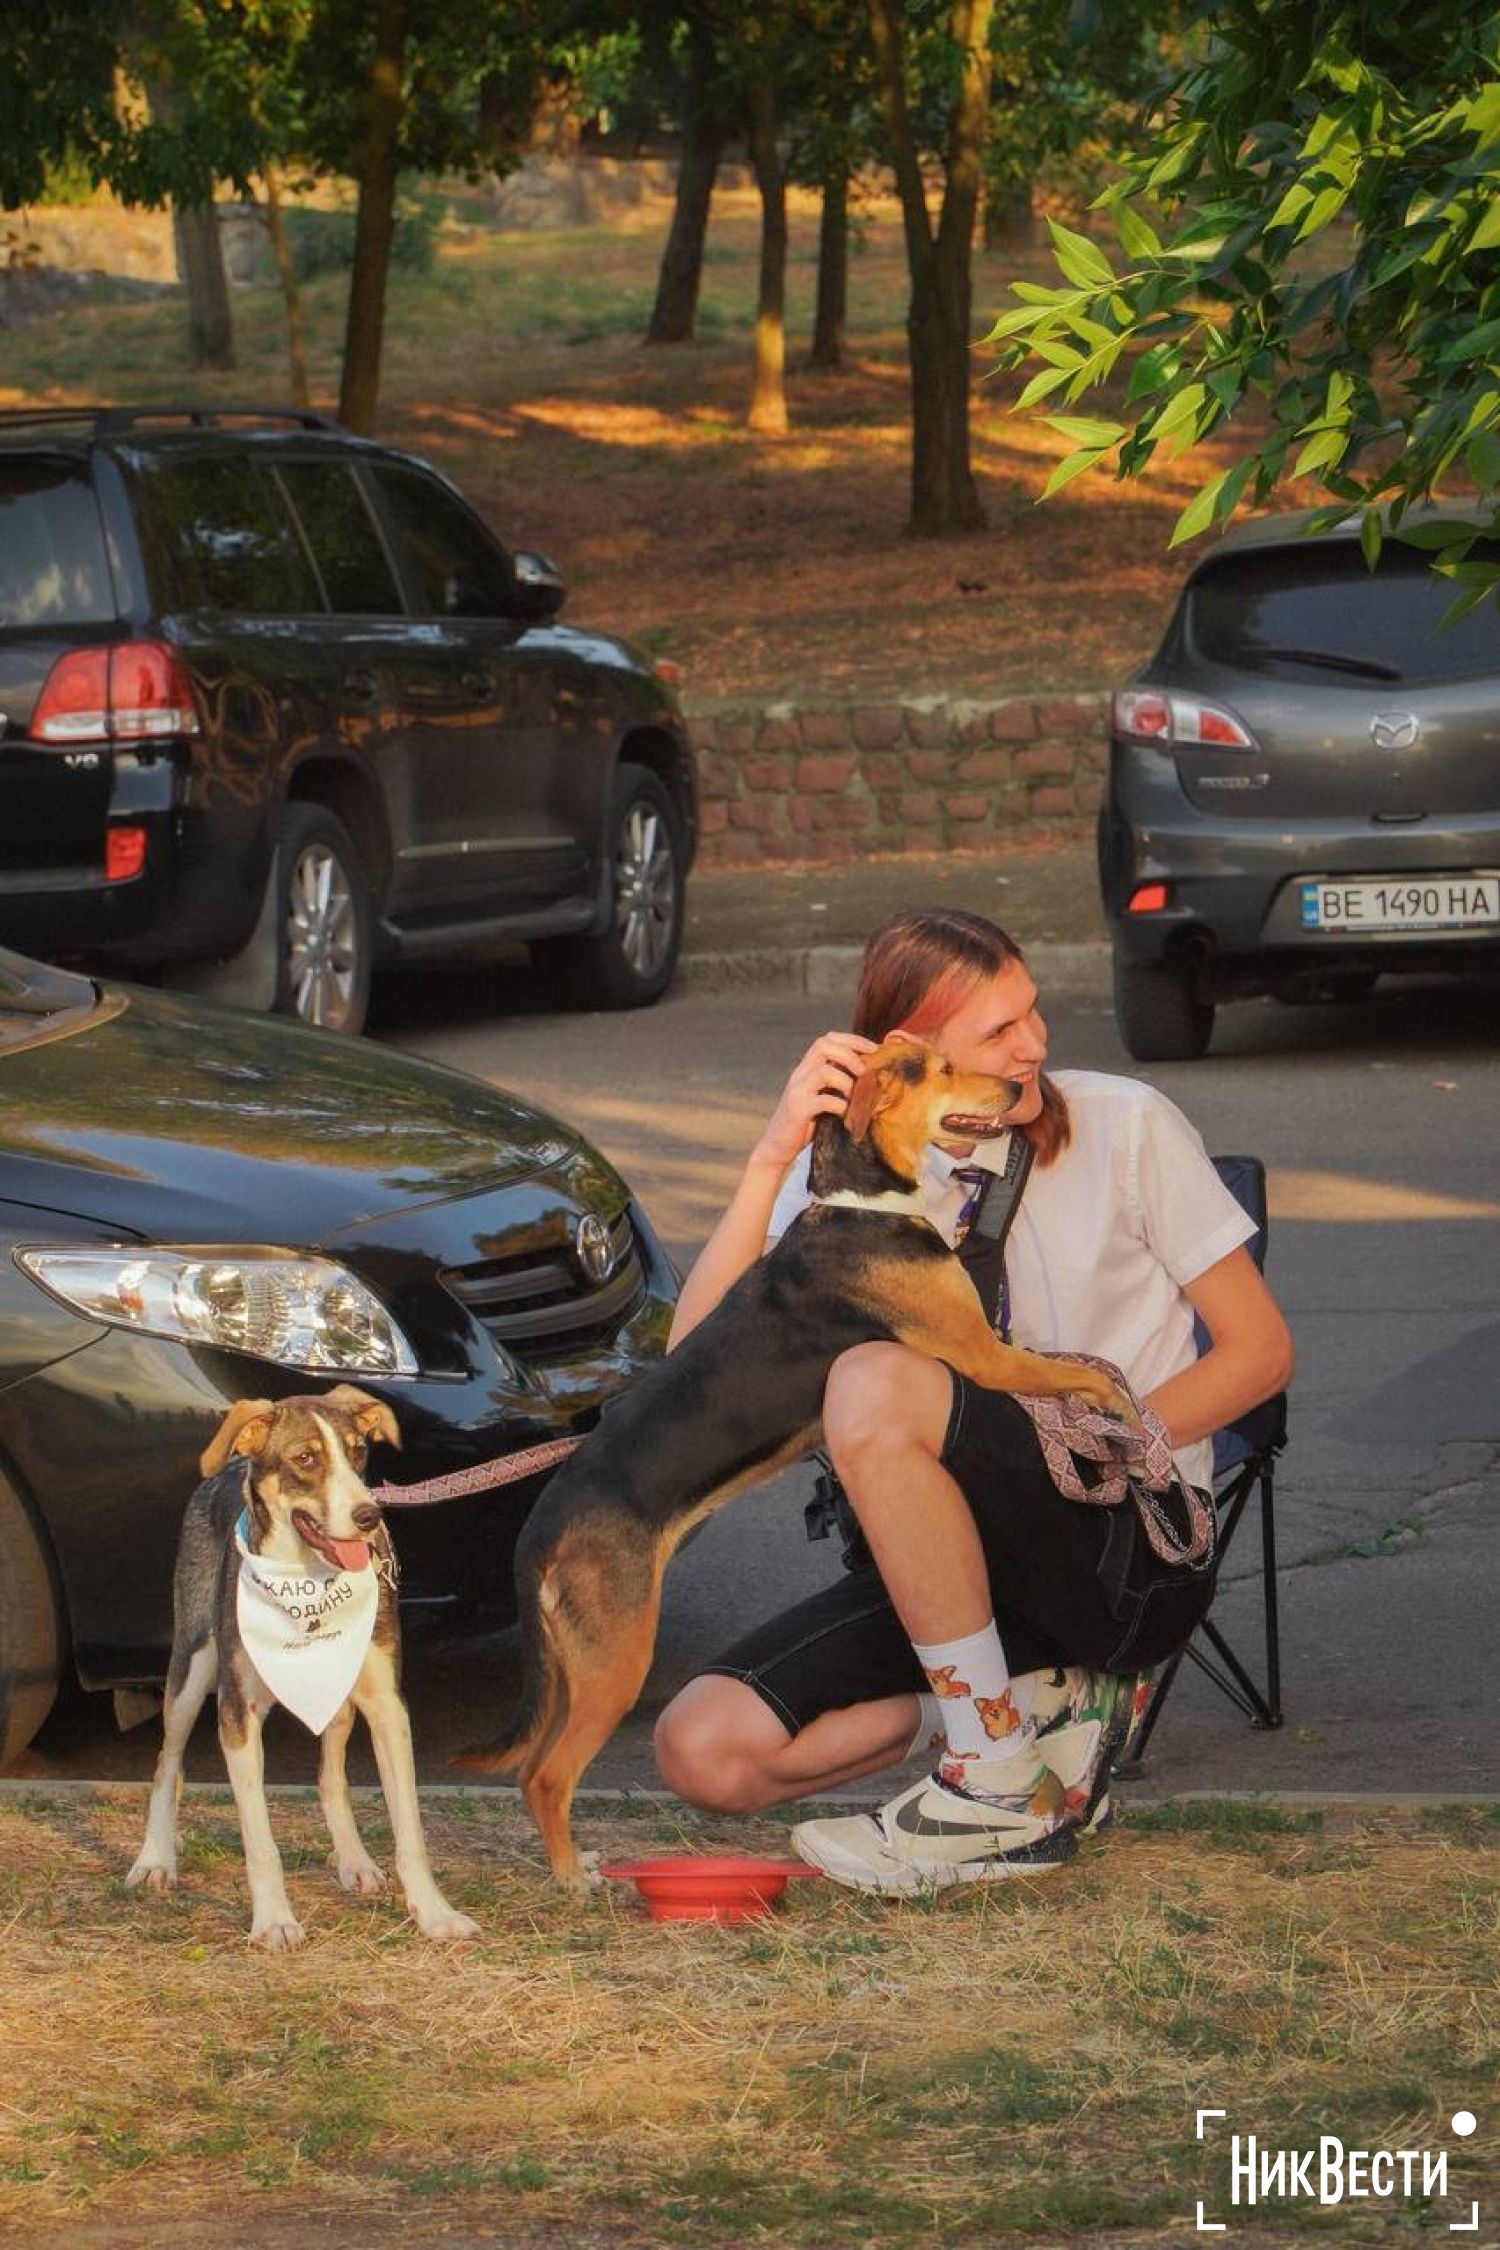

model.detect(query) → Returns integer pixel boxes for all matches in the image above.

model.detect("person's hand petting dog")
[751,1031,878,1171]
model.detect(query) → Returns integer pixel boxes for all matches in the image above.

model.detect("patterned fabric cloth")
[1012,1352,1216,1568]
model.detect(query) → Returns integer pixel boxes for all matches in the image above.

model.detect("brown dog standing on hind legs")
[128,1385,479,1949]
[458,1036,1134,1886]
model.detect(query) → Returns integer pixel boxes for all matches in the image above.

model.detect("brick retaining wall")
[685,692,1109,867]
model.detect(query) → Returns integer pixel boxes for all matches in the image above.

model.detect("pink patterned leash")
[368,1436,582,1510]
[1013,1352,1215,1567]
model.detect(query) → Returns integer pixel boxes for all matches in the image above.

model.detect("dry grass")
[0,179,1296,707]
[0,1790,1494,2245]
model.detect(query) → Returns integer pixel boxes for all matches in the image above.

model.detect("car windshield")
[1185,540,1500,687]
[0,950,102,1050]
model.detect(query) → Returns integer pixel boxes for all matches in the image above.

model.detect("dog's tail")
[451,1536,567,1776]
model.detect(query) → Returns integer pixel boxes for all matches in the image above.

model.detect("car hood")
[0,980,585,1244]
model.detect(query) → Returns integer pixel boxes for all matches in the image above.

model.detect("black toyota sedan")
[0,949,677,1768]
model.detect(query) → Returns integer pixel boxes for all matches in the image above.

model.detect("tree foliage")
[991,1,1500,616]
[984,0,1179,229]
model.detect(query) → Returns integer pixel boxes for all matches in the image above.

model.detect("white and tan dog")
[128,1386,478,1950]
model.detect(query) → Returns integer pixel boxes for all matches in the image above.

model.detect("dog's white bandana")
[234,1509,379,1735]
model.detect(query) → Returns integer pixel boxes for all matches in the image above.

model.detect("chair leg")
[1113,1454,1284,1774]
[1259,1458,1283,1728]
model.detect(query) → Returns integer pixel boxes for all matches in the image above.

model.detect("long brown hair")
[851,908,1071,1166]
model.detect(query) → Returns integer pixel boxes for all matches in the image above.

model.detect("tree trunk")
[867,0,994,534]
[745,76,788,434]
[172,203,235,371]
[808,170,848,370]
[985,181,1037,252]
[645,22,721,347]
[262,164,310,407]
[339,0,406,435]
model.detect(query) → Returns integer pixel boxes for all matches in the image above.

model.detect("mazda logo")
[574,1214,617,1286]
[1370,710,1420,750]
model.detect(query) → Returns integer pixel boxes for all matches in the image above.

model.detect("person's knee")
[653,1678,788,1814]
[824,1341,951,1480]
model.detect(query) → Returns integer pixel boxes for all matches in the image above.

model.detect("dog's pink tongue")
[327,1536,371,1573]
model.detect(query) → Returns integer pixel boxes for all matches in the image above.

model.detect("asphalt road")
[31,953,1500,1805]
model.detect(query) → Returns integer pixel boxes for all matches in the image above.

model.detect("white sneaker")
[1027,1668,1151,1836]
[791,1763,1074,1896]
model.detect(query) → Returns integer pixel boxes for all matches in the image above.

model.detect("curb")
[679,938,1111,998]
[4,1779,1496,1810]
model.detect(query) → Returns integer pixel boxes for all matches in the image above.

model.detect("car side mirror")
[512,550,566,623]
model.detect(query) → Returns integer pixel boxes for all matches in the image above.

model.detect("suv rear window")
[132,454,322,616]
[1185,541,1500,686]
[274,461,403,615]
[0,460,116,628]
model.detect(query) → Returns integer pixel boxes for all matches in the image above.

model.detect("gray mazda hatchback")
[1099,511,1500,1058]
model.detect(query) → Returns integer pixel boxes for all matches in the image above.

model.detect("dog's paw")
[333,1855,387,1897]
[1099,1383,1142,1429]
[413,1902,481,1943]
[250,1915,307,1952]
[126,1857,177,1892]
[1063,1367,1137,1423]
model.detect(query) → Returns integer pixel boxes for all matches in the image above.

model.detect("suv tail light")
[1112,688,1257,750]
[32,642,199,745]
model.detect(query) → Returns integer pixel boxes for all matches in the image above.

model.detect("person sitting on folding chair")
[652,905,1294,1895]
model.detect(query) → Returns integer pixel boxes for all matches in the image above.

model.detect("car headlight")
[14,1247,419,1377]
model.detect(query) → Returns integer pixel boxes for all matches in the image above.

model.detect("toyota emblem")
[575,1214,616,1285]
[1370,710,1420,751]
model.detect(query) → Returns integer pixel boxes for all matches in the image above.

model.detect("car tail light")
[1112,687,1257,750]
[31,647,111,742]
[1127,881,1169,913]
[1179,699,1255,748]
[106,825,148,882]
[652,656,683,685]
[1112,689,1172,741]
[32,641,199,745]
[109,642,199,739]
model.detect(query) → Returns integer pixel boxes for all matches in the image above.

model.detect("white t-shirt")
[768,1068,1256,1494]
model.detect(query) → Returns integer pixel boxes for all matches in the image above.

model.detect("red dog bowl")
[601,1855,822,1923]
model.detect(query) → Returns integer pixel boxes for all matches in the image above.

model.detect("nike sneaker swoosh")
[889,1797,1042,1844]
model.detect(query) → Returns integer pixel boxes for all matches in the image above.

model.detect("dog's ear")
[321,1383,402,1452]
[201,1399,277,1478]
[844,1057,902,1144]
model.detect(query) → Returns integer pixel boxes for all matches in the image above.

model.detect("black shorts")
[700,1369,1217,1737]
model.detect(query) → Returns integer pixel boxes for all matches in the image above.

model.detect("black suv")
[1100,511,1500,1059]
[0,406,698,1033]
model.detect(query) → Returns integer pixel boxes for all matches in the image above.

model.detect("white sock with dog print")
[912,1620,1047,1797]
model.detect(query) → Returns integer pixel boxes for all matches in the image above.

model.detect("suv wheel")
[533,763,685,1009]
[0,1468,62,1768]
[276,804,374,1036]
[1112,950,1215,1062]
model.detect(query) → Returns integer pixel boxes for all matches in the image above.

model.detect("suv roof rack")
[0,404,346,435]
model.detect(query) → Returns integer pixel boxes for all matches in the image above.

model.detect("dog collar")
[809,1187,932,1220]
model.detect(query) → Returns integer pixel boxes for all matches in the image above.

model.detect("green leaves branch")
[986,0,1500,617]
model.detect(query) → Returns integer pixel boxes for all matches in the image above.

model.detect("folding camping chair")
[1115,1152,1287,1771]
[803,1151,1289,1767]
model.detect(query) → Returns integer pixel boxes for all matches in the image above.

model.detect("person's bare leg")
[822,1342,992,1643]
[654,1675,922,1813]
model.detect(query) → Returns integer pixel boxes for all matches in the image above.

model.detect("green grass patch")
[0,1789,1494,2245]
